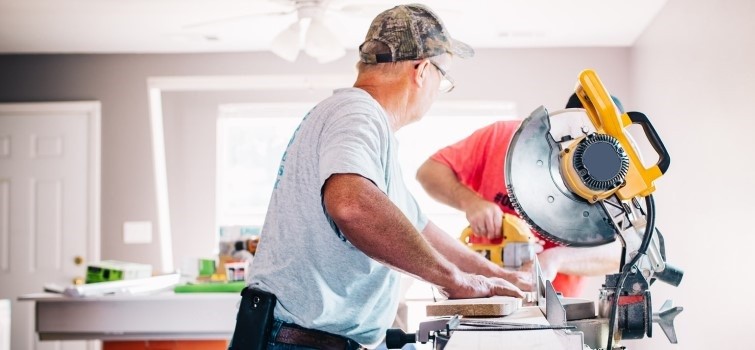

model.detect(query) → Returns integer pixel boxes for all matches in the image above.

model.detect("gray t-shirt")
[248,87,428,346]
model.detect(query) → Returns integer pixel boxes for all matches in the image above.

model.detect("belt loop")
[346,338,364,350]
[268,319,284,343]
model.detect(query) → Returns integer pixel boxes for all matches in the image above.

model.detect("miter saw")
[386,69,684,350]
[506,69,684,349]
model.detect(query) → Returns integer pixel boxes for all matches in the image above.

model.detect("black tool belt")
[229,287,277,350]
[275,323,363,350]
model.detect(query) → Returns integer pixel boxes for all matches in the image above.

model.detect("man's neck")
[353,80,412,132]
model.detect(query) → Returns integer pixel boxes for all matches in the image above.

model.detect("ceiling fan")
[183,0,387,63]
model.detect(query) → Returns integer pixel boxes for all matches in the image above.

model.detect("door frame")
[0,101,101,268]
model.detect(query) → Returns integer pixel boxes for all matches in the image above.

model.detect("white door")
[0,102,100,350]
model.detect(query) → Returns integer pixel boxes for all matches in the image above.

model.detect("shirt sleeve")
[318,108,389,192]
[429,122,500,192]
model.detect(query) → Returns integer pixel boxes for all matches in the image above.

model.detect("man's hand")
[462,197,503,239]
[496,269,533,292]
[439,273,526,299]
[537,248,562,282]
[416,159,503,240]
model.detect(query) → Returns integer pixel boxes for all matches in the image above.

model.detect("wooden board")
[426,296,522,317]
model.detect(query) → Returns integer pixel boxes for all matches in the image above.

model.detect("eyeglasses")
[428,59,455,93]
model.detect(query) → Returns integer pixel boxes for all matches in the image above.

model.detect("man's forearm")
[416,159,481,212]
[421,220,502,277]
[322,174,463,288]
[541,241,623,277]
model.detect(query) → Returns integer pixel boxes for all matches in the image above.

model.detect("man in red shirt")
[416,96,623,297]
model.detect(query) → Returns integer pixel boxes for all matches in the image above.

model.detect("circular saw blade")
[505,106,616,247]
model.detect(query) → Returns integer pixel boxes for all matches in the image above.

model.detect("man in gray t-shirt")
[242,4,529,349]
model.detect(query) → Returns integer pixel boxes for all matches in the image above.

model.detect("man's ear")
[415,60,429,87]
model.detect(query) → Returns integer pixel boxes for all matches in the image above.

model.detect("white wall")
[624,0,755,349]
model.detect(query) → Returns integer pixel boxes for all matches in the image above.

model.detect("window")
[216,101,516,231]
[216,103,313,228]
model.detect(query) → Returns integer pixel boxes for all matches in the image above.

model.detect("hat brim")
[450,38,474,59]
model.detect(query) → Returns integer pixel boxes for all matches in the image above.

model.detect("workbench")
[21,293,580,350]
[19,292,239,341]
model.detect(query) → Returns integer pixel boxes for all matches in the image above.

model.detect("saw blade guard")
[505,106,616,246]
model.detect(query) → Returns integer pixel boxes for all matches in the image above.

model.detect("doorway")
[0,101,101,350]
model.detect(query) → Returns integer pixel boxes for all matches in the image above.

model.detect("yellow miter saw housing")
[560,69,670,203]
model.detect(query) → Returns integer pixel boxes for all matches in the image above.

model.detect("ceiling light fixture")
[270,3,345,63]
[182,0,363,63]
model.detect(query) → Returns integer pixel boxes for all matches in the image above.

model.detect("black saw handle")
[627,111,671,175]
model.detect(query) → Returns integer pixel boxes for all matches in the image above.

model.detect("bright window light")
[216,103,312,228]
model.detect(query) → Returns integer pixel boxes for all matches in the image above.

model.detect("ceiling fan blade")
[271,21,302,62]
[183,9,295,29]
[304,18,345,63]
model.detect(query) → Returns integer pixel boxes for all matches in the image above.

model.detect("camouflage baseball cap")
[359,3,474,63]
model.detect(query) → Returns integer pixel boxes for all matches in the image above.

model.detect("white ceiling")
[0,0,668,54]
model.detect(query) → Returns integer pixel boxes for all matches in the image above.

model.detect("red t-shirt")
[430,120,584,297]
